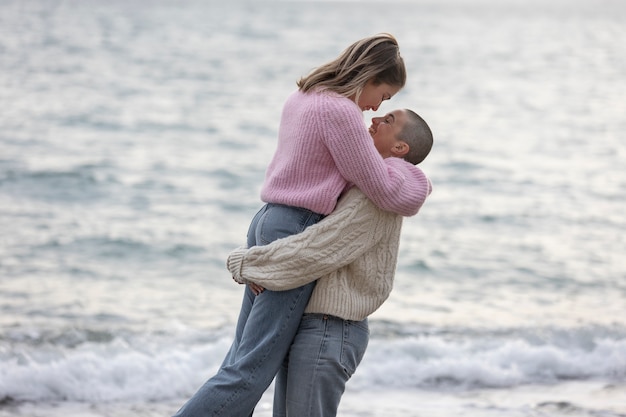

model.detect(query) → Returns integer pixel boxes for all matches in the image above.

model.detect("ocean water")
[1,0,625,416]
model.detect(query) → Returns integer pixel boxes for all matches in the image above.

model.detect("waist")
[264,203,326,222]
[261,175,347,215]
[302,313,368,326]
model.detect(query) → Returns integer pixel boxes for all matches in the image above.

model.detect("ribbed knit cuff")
[226,247,247,284]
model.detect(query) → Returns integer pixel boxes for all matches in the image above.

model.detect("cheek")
[358,91,371,104]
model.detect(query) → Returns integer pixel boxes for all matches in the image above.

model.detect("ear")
[390,141,409,157]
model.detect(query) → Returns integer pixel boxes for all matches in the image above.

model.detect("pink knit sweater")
[260,89,431,216]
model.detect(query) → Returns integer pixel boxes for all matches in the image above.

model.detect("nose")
[372,116,381,126]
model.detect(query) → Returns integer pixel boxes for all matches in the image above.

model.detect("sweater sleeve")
[225,189,394,291]
[320,96,431,217]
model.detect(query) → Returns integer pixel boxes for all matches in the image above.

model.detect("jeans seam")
[305,316,328,417]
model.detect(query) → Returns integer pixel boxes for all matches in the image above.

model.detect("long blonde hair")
[297,33,406,101]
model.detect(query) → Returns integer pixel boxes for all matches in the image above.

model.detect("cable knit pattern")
[260,89,431,216]
[227,187,405,321]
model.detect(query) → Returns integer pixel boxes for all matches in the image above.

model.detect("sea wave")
[1,324,624,404]
[356,332,626,390]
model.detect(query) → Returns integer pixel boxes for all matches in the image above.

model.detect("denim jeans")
[173,203,325,417]
[273,314,369,417]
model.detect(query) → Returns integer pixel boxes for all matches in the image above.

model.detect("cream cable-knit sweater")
[227,187,407,321]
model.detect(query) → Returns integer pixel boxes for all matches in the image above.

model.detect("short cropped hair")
[399,110,433,165]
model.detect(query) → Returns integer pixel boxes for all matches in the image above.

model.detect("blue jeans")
[173,203,325,417]
[273,314,369,417]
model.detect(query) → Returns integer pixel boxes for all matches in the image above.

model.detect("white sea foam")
[355,334,626,390]
[2,326,625,404]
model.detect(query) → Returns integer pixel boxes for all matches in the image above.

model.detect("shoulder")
[315,188,378,227]
[320,90,359,111]
[335,187,371,210]
[333,187,394,221]
[383,156,417,171]
[301,89,361,118]
[384,157,433,194]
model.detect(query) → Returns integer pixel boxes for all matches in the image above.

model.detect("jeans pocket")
[340,319,369,376]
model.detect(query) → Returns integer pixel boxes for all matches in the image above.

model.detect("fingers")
[248,282,265,295]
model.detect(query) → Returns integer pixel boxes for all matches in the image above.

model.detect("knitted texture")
[226,187,405,321]
[260,89,431,216]
[227,247,246,284]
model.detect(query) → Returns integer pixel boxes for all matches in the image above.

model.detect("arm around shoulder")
[380,157,432,217]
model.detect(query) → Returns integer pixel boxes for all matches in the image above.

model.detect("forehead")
[368,81,401,97]
[381,83,401,97]
[387,109,408,127]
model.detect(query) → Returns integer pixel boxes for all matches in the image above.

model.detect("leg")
[218,202,268,370]
[281,315,369,417]
[175,284,316,417]
[219,285,256,369]
[272,353,289,417]
[174,204,324,417]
